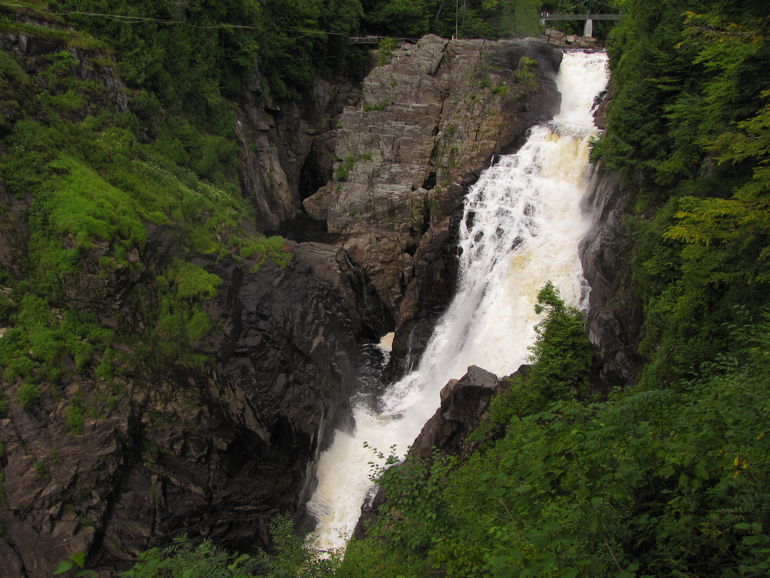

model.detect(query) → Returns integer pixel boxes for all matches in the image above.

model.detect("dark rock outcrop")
[409,365,501,458]
[580,165,644,385]
[355,365,505,539]
[236,72,363,232]
[0,239,379,575]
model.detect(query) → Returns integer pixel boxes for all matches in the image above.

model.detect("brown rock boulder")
[410,365,501,458]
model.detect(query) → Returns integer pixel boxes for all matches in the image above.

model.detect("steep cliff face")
[0,225,372,576]
[236,71,363,232]
[304,35,563,373]
[579,165,644,385]
[0,235,373,574]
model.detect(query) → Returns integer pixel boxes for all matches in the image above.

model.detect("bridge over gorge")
[541,11,621,37]
[349,35,385,45]
[349,10,622,45]
[541,13,622,21]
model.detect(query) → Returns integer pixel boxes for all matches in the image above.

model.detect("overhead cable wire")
[0,1,350,37]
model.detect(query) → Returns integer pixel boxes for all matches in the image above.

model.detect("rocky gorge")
[0,20,642,575]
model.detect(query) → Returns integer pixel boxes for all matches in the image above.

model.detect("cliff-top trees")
[360,0,544,38]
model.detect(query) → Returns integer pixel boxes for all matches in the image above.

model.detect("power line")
[0,1,351,38]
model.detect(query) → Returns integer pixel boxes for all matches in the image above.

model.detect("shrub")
[376,37,397,67]
[16,383,41,411]
[124,535,256,577]
[66,402,85,434]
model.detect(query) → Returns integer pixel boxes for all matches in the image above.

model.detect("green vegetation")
[375,36,397,67]
[0,0,305,447]
[361,0,543,39]
[124,535,257,577]
[124,516,340,577]
[16,383,42,411]
[592,0,770,387]
[3,0,768,575]
[514,55,538,87]
[362,100,389,112]
[55,551,97,577]
[341,290,770,576]
[334,1,770,576]
[334,153,373,181]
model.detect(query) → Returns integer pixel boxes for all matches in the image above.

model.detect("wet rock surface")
[304,35,562,372]
[409,365,501,458]
[580,165,644,385]
[354,364,505,539]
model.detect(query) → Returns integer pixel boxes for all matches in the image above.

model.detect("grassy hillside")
[0,1,300,464]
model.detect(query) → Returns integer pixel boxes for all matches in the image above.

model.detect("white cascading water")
[307,51,609,553]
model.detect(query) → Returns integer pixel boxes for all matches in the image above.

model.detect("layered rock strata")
[236,71,363,232]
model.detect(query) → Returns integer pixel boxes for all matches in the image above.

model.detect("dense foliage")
[360,0,544,39]
[342,293,770,576]
[595,0,770,386]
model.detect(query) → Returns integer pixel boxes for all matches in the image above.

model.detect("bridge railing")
[540,13,621,21]
[349,35,384,45]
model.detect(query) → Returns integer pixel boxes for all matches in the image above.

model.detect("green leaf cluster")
[333,153,372,181]
[123,515,342,577]
[124,535,257,578]
[56,0,365,103]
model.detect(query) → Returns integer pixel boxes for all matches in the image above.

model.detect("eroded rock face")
[304,35,562,372]
[0,239,378,575]
[236,71,363,232]
[579,165,644,385]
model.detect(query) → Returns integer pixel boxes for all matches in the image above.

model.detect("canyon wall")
[0,24,649,575]
[580,165,644,385]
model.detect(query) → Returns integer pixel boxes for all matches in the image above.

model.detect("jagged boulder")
[355,365,504,539]
[410,365,501,458]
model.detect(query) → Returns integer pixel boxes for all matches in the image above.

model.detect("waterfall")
[307,51,609,553]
